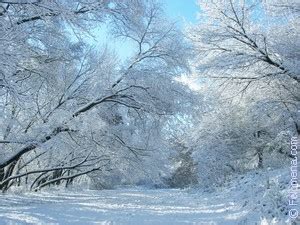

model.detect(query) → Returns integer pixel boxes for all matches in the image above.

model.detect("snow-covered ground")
[0,169,297,225]
[0,188,250,225]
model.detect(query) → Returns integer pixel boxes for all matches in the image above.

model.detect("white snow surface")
[0,169,297,225]
[0,188,250,225]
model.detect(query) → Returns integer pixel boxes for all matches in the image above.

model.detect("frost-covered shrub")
[166,149,198,188]
[263,131,293,169]
[257,184,289,220]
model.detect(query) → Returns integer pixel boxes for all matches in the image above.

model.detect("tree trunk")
[257,148,263,169]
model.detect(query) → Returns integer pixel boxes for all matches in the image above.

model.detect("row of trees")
[0,0,197,192]
[0,0,298,192]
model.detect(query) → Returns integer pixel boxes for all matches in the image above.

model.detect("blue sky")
[79,1,199,60]
[160,0,198,25]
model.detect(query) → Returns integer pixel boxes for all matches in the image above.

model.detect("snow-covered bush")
[165,140,198,189]
[257,184,289,220]
[263,131,294,169]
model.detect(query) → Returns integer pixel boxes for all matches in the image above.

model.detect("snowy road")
[0,188,255,225]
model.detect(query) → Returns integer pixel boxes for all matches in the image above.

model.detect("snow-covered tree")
[189,0,299,133]
[0,0,194,191]
[184,0,299,185]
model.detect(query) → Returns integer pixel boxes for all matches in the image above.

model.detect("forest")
[0,0,299,224]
